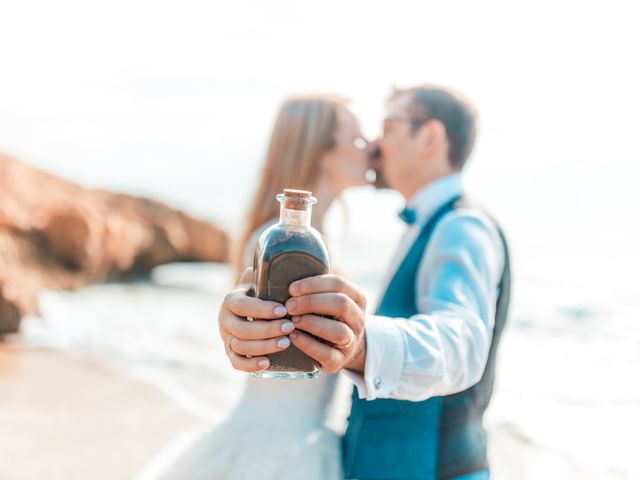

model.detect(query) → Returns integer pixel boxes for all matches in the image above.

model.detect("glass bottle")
[251,189,330,379]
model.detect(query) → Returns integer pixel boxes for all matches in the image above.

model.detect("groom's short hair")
[390,85,478,171]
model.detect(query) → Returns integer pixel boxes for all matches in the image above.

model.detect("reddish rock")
[0,155,229,333]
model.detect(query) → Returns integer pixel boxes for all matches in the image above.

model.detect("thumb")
[238,267,254,287]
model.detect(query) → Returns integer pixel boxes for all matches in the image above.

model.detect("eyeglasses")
[383,116,429,135]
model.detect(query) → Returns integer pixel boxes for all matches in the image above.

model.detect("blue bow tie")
[398,206,417,225]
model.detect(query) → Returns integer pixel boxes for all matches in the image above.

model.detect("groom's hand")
[218,268,295,373]
[286,275,367,374]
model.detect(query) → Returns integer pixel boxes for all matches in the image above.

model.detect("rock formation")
[0,155,228,333]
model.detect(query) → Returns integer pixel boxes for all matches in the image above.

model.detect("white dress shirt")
[345,173,505,402]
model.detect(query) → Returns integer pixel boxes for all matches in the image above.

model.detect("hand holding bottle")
[219,269,369,375]
[286,274,368,375]
[218,268,294,373]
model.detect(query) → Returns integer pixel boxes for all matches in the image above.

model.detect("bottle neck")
[279,204,312,227]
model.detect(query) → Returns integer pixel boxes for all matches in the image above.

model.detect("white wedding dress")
[155,374,344,480]
[154,224,346,480]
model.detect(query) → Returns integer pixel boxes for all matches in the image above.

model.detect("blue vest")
[343,196,511,480]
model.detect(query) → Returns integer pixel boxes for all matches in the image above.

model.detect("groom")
[219,85,510,480]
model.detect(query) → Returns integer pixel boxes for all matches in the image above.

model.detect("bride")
[156,95,369,479]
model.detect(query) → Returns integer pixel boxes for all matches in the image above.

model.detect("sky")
[0,0,638,254]
[1,1,638,162]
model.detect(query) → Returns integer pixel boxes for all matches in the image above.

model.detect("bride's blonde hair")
[233,95,348,281]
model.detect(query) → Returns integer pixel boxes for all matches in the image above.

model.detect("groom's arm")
[290,210,504,401]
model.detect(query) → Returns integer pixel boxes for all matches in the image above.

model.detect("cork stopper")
[283,189,311,199]
[277,189,316,210]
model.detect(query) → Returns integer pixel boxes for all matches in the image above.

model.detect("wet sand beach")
[0,343,206,480]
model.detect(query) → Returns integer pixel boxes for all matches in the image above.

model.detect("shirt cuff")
[345,314,404,400]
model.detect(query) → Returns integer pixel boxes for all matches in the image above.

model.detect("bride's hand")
[218,268,295,373]
[285,275,367,374]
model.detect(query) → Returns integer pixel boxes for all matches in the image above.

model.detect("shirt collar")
[406,173,463,225]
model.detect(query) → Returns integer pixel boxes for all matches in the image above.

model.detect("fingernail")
[289,283,299,295]
[274,306,287,317]
[286,299,297,311]
[258,359,269,369]
[277,337,290,348]
[281,321,295,333]
[289,331,299,340]
[291,315,300,324]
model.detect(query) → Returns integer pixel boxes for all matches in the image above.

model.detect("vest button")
[373,376,382,390]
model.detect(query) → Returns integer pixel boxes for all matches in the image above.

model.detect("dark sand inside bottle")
[254,229,329,375]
